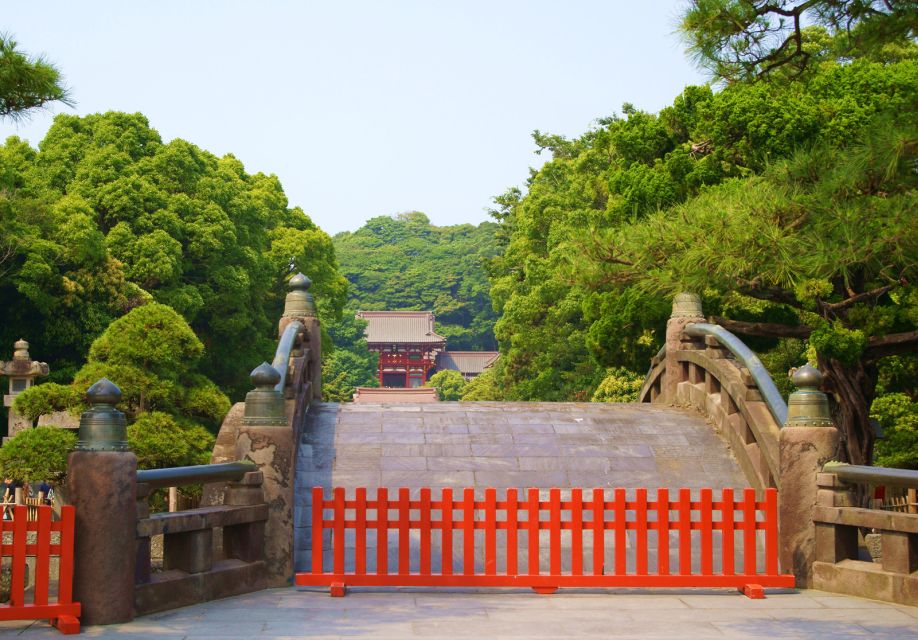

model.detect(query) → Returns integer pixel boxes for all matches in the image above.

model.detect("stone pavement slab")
[1,588,916,639]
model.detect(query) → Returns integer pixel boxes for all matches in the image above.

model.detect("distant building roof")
[356,311,447,345]
[353,387,440,403]
[436,351,500,376]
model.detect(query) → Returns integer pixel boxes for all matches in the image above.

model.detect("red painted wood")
[765,489,779,576]
[0,505,80,633]
[549,489,561,576]
[463,488,474,575]
[298,485,793,597]
[722,488,735,575]
[398,487,410,575]
[333,488,345,575]
[506,488,518,576]
[420,488,431,576]
[442,488,453,576]
[484,488,497,575]
[700,488,713,576]
[312,487,323,574]
[355,488,367,575]
[377,487,389,575]
[11,507,26,606]
[570,488,583,576]
[528,488,539,576]
[657,488,669,576]
[679,488,691,576]
[592,488,604,576]
[34,506,51,606]
[743,488,757,576]
[614,488,626,575]
[57,506,76,607]
[635,488,648,576]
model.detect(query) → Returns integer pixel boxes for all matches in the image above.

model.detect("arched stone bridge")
[213,281,788,582]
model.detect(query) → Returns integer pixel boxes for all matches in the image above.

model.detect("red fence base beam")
[298,486,795,600]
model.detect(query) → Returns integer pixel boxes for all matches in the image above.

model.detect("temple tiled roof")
[436,351,500,376]
[356,311,447,345]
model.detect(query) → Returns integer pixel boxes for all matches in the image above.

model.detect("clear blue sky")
[2,1,707,235]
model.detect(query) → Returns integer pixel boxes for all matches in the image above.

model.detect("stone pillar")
[67,379,137,625]
[779,365,839,587]
[237,364,294,587]
[663,293,705,403]
[1,339,49,439]
[279,272,321,401]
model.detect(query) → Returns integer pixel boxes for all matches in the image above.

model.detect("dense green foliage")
[12,382,79,423]
[488,40,917,463]
[128,411,214,470]
[0,35,71,120]
[333,212,500,350]
[591,368,644,403]
[322,315,379,402]
[424,369,467,401]
[0,111,347,398]
[0,427,76,482]
[872,393,918,469]
[72,303,230,428]
[681,1,918,81]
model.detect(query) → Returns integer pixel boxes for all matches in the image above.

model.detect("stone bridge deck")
[294,402,748,572]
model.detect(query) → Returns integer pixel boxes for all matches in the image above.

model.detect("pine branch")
[711,316,812,339]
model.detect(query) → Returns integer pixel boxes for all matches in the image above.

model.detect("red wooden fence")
[296,486,794,598]
[0,505,80,634]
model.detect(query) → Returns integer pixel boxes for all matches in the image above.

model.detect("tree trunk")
[818,355,877,466]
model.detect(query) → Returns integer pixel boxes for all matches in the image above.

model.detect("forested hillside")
[333,212,500,350]
[488,24,917,466]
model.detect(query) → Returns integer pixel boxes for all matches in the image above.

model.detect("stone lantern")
[1,339,49,439]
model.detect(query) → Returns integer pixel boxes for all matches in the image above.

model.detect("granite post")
[67,379,137,625]
[779,365,839,587]
[664,293,705,403]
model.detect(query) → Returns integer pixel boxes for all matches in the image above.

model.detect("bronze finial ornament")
[242,362,287,426]
[785,364,835,428]
[670,292,703,318]
[282,273,317,318]
[75,378,130,451]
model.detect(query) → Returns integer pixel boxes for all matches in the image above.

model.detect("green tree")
[680,0,918,81]
[12,382,80,423]
[0,111,347,398]
[0,427,76,482]
[72,303,230,429]
[460,366,504,401]
[591,368,644,403]
[321,314,378,402]
[128,412,214,470]
[0,35,71,120]
[333,212,500,350]
[424,369,467,401]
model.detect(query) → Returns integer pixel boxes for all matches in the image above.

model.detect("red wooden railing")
[0,505,80,634]
[296,486,794,598]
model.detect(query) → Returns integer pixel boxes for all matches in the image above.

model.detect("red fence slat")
[296,486,793,598]
[0,504,80,634]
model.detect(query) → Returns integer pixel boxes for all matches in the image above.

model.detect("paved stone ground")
[294,402,749,573]
[3,587,917,638]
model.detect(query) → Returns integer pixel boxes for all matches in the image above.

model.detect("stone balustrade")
[639,296,782,490]
[812,466,918,606]
[134,472,269,615]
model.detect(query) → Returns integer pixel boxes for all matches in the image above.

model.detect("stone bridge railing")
[639,294,786,490]
[65,274,322,625]
[205,273,322,587]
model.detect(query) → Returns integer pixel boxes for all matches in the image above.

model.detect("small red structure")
[356,311,446,388]
[296,486,794,597]
[0,505,80,634]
